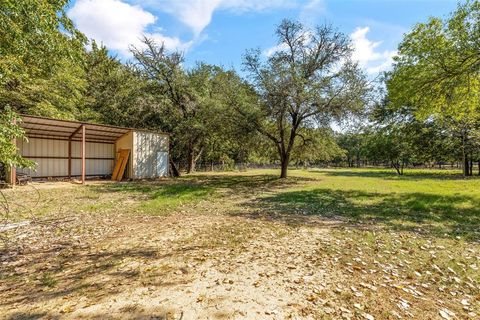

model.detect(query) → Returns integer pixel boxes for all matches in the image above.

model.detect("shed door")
[156,151,168,177]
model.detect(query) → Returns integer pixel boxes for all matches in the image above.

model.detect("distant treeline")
[1,1,479,178]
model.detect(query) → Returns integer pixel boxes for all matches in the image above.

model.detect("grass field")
[0,168,479,319]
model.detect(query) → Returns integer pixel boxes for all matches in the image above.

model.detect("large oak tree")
[242,20,370,178]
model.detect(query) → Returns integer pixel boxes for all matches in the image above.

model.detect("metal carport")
[10,115,131,185]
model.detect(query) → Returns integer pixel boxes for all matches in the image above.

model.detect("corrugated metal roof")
[20,115,167,143]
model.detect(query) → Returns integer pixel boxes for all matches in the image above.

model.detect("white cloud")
[69,0,191,57]
[350,27,396,74]
[69,0,299,58]
[263,25,396,76]
[221,0,297,12]
[300,0,326,25]
[138,0,297,36]
[263,43,288,57]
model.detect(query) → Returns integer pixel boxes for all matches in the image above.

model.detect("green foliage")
[242,19,370,177]
[291,128,345,164]
[82,41,146,125]
[131,38,260,173]
[0,0,87,116]
[336,100,462,174]
[388,0,480,121]
[131,39,209,172]
[386,0,480,175]
[0,107,34,168]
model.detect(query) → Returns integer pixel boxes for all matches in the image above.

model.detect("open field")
[0,168,479,319]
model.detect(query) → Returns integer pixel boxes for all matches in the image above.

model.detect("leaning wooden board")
[112,149,130,181]
[111,151,122,180]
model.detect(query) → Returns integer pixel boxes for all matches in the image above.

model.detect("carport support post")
[81,124,86,184]
[10,117,17,187]
[68,138,72,179]
[68,125,83,180]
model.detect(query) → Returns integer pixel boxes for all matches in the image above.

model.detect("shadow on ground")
[5,311,168,320]
[90,174,314,201]
[235,188,480,241]
[0,241,204,311]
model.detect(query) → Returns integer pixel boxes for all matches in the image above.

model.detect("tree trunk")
[186,145,204,174]
[187,151,195,174]
[169,158,180,177]
[392,161,402,175]
[464,155,470,176]
[280,153,290,178]
[168,142,180,177]
[469,154,473,176]
[461,130,472,176]
[280,162,288,178]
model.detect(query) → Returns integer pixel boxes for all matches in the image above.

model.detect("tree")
[0,108,34,171]
[131,38,195,174]
[0,0,87,117]
[242,19,370,178]
[82,41,147,125]
[132,38,257,175]
[291,128,345,166]
[1,0,87,180]
[387,0,480,176]
[337,131,365,167]
[193,69,260,169]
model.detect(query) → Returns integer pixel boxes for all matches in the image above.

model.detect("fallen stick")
[0,221,30,233]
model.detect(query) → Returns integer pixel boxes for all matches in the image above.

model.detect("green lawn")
[261,168,480,241]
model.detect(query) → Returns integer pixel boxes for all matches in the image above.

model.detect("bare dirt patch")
[0,179,341,319]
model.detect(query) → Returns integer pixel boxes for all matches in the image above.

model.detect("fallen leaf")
[439,308,455,320]
[363,313,374,320]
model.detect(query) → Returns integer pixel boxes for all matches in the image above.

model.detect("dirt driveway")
[0,193,341,319]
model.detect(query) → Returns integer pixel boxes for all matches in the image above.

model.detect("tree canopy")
[387,0,480,175]
[0,0,87,117]
[242,20,370,177]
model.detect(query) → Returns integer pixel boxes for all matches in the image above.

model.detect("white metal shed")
[9,115,169,184]
[116,130,169,179]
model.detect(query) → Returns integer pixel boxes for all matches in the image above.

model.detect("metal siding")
[17,138,114,177]
[17,138,69,177]
[157,152,168,176]
[72,141,114,176]
[133,131,168,179]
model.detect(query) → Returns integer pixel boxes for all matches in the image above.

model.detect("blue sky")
[68,0,459,76]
